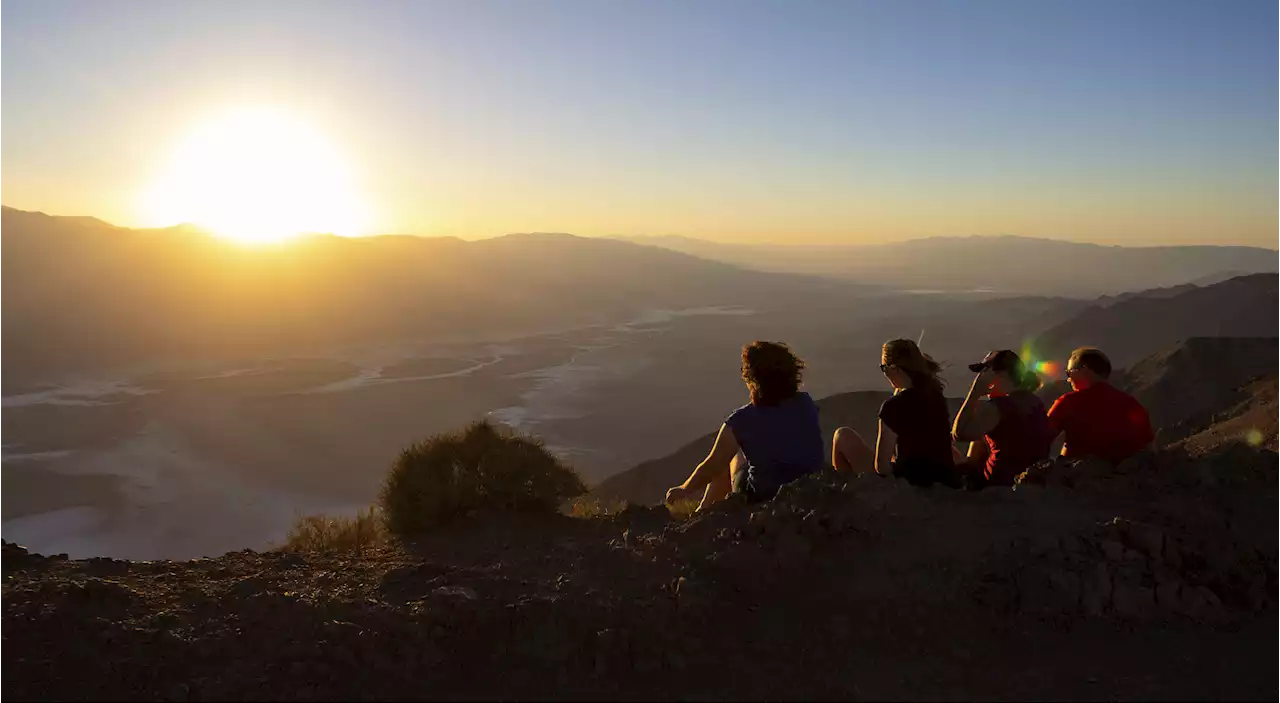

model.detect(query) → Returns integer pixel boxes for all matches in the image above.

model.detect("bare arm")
[1049,430,1066,457]
[873,420,897,476]
[953,371,1001,442]
[666,423,740,503]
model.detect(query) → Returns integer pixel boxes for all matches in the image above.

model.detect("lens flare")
[1035,360,1059,376]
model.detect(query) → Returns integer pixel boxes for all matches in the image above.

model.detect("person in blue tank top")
[665,341,823,510]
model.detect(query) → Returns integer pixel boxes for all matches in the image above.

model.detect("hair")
[1069,347,1112,379]
[741,341,805,406]
[990,350,1042,393]
[882,339,944,393]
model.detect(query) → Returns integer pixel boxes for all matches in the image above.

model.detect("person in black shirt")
[832,338,962,488]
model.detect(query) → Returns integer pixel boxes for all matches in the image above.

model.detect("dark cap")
[967,349,1023,374]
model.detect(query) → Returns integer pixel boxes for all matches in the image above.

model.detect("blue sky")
[3,0,1276,245]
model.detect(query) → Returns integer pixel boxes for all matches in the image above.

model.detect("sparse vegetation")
[283,506,386,552]
[667,498,700,520]
[380,420,587,536]
[567,496,629,519]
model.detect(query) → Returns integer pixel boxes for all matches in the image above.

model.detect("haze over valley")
[3,207,1276,559]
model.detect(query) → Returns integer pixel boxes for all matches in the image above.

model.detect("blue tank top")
[724,392,823,498]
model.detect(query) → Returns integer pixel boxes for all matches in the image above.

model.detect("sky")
[2,0,1277,246]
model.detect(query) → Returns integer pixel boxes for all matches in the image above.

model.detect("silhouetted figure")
[665,341,822,510]
[1047,347,1155,464]
[952,349,1054,488]
[832,339,961,488]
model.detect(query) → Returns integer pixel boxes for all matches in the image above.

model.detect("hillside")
[0,208,867,382]
[620,234,1279,297]
[1123,337,1279,439]
[4,436,1275,700]
[593,391,964,504]
[1029,273,1278,368]
[1164,374,1278,455]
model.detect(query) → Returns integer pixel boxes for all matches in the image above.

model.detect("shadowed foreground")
[3,446,1276,701]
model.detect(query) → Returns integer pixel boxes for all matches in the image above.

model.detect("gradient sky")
[3,0,1276,246]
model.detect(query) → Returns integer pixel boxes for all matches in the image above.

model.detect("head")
[969,349,1041,396]
[741,341,805,406]
[880,339,943,392]
[1066,347,1111,391]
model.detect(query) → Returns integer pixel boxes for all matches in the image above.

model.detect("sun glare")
[142,107,368,244]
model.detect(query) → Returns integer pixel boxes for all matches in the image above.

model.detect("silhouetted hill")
[1169,374,1278,454]
[1028,274,1278,368]
[1,208,866,382]
[620,234,1279,297]
[1123,337,1279,440]
[593,391,964,503]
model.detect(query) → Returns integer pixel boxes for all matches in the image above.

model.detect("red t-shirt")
[1047,382,1154,464]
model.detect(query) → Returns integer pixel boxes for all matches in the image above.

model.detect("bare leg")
[698,451,743,511]
[832,427,874,474]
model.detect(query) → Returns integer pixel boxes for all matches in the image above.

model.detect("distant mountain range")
[617,234,1278,297]
[1029,273,1277,368]
[0,207,865,382]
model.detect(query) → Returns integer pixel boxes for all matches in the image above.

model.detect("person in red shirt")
[1047,347,1155,464]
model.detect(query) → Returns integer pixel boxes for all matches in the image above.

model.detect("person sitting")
[665,341,823,509]
[832,339,961,488]
[951,349,1054,488]
[1046,347,1154,465]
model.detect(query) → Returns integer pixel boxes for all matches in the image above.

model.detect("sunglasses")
[879,363,895,373]
[1065,366,1082,376]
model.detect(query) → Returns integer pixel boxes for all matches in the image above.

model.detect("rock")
[229,577,268,598]
[1048,569,1082,609]
[675,577,703,610]
[774,532,812,567]
[1100,540,1126,562]
[1081,562,1112,615]
[1125,522,1165,561]
[1155,580,1182,609]
[1112,582,1156,620]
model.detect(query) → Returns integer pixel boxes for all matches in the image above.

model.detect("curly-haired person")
[665,341,823,510]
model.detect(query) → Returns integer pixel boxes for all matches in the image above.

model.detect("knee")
[834,427,864,447]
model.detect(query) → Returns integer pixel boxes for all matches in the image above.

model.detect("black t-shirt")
[878,386,955,470]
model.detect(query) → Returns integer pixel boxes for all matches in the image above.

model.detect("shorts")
[891,458,962,489]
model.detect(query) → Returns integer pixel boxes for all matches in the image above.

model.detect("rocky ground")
[4,446,1276,701]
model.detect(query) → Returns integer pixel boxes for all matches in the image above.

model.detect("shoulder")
[1047,389,1079,415]
[725,402,756,428]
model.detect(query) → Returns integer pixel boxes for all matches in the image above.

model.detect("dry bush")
[567,496,629,519]
[283,506,386,553]
[667,498,701,520]
[380,420,587,536]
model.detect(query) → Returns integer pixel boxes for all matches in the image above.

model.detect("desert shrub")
[567,496,629,519]
[667,498,701,521]
[380,420,587,535]
[284,506,386,552]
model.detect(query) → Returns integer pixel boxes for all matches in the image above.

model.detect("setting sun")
[141,107,368,244]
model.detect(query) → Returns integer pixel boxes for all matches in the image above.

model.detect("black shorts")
[891,458,962,489]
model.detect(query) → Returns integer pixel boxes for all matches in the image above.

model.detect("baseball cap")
[967,349,1023,374]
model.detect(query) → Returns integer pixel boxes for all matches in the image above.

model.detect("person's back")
[984,390,1053,484]
[726,391,823,499]
[879,385,959,486]
[1048,347,1154,464]
[1049,382,1153,463]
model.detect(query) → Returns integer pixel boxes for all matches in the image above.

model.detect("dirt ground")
[3,448,1276,701]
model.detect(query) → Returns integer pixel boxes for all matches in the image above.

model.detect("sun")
[141,107,369,244]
